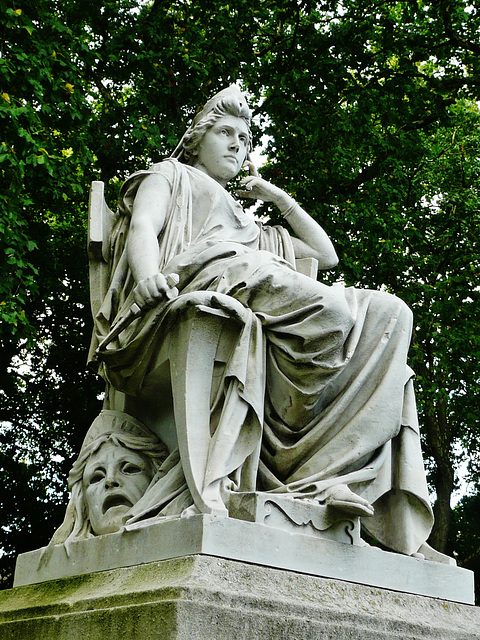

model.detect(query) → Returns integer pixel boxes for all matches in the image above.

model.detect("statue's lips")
[102,493,133,514]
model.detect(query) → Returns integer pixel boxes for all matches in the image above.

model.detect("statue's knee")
[326,294,355,332]
[372,290,413,331]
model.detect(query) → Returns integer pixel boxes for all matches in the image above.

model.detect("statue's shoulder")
[149,157,180,176]
[136,158,180,183]
[144,159,219,193]
[119,159,181,205]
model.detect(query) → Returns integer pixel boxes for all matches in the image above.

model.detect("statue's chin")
[91,505,130,536]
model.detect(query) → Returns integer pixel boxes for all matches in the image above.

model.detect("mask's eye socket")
[88,469,105,485]
[122,462,142,475]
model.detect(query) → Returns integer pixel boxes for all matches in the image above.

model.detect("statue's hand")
[236,174,286,205]
[133,273,179,309]
[236,162,290,208]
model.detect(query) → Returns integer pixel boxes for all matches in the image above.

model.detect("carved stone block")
[228,492,361,545]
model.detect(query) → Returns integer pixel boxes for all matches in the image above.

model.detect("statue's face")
[83,440,153,536]
[193,115,249,186]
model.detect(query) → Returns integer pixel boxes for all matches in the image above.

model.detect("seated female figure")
[91,86,434,557]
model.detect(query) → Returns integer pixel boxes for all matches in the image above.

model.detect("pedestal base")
[1,555,479,640]
[13,515,473,603]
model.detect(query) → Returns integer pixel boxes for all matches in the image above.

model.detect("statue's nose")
[229,136,240,151]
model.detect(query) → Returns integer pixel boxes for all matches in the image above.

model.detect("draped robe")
[91,158,433,555]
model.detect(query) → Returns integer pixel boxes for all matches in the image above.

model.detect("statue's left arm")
[237,163,338,270]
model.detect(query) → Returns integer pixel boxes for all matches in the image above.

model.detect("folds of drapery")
[91,159,433,555]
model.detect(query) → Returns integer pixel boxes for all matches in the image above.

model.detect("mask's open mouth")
[102,494,133,514]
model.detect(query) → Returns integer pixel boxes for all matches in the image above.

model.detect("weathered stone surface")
[14,515,474,604]
[1,555,479,640]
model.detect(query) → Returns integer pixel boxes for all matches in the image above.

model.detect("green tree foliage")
[1,0,479,586]
[0,0,104,583]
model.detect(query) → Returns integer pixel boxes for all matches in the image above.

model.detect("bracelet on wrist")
[278,199,299,219]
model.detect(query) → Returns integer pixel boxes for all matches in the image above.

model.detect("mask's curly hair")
[181,95,252,164]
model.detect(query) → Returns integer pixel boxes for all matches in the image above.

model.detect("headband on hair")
[170,84,251,161]
[82,410,154,447]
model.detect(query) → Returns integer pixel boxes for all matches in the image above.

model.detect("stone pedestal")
[1,555,480,640]
[2,515,477,639]
[13,515,474,603]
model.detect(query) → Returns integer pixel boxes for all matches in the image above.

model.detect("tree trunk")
[429,461,454,552]
[424,395,454,553]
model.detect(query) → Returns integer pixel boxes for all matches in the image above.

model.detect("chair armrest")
[295,257,318,279]
[88,181,114,262]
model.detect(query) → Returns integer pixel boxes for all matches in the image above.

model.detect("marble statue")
[60,85,437,558]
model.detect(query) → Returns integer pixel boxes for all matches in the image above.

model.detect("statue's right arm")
[126,172,178,308]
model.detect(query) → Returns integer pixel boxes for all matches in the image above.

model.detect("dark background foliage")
[1,0,480,592]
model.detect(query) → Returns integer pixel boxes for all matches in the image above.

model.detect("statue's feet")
[414,543,456,566]
[180,503,228,518]
[324,484,374,518]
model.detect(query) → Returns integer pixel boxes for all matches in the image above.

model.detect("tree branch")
[440,4,480,55]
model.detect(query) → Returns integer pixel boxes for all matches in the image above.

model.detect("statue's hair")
[180,96,253,164]
[65,432,168,542]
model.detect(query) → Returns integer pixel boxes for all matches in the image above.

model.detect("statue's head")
[56,411,168,541]
[172,85,253,182]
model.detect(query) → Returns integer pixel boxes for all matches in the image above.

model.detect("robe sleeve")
[257,223,296,268]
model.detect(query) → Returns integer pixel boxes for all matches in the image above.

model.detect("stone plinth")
[1,555,480,640]
[13,515,473,604]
